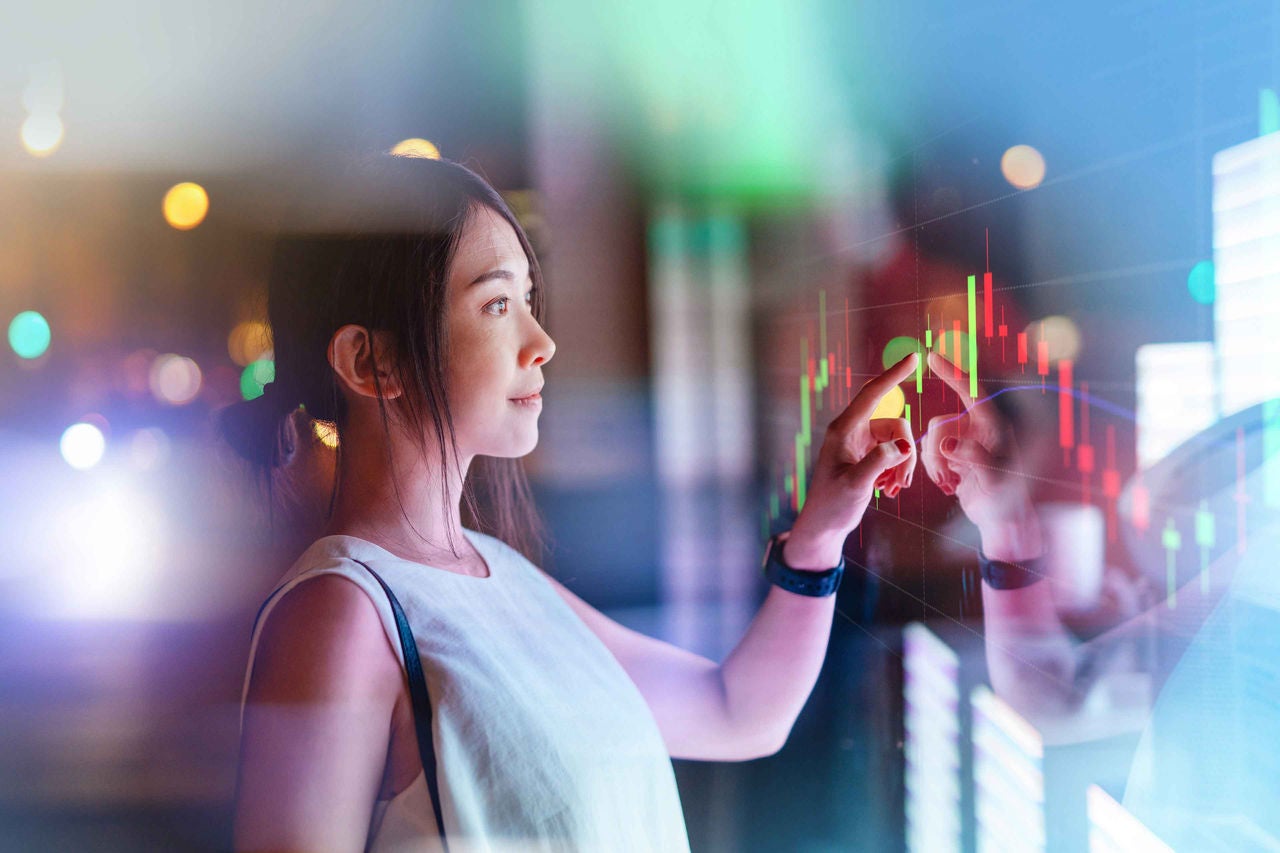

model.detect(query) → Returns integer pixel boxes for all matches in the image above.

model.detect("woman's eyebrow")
[469,268,533,288]
[468,269,514,287]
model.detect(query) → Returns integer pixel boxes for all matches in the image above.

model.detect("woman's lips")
[509,393,542,407]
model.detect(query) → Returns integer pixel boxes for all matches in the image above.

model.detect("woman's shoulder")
[247,572,403,705]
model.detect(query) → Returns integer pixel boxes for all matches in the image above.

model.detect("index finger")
[927,350,982,410]
[848,352,918,422]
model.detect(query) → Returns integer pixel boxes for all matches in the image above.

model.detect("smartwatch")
[977,550,1046,590]
[761,532,845,597]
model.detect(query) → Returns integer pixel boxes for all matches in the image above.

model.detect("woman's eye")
[485,297,510,316]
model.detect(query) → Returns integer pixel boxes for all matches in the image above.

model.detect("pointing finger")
[847,352,918,424]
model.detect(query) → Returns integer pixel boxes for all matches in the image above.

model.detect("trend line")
[914,383,1136,447]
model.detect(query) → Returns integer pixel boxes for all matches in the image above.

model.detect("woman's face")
[445,204,555,459]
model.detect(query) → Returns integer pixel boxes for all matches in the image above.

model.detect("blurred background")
[2,0,1279,849]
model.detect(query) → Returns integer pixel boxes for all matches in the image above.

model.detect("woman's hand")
[920,351,1042,561]
[787,353,918,561]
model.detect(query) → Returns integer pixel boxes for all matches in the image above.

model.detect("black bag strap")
[248,562,450,850]
[349,559,450,851]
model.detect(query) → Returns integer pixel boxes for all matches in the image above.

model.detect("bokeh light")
[240,358,275,400]
[1001,144,1046,190]
[931,328,972,371]
[391,137,441,159]
[162,182,210,230]
[149,354,203,405]
[1027,315,1082,362]
[119,348,159,397]
[129,428,171,471]
[60,422,106,470]
[313,420,340,449]
[870,384,906,419]
[227,320,272,366]
[882,336,922,370]
[8,310,51,359]
[48,483,166,620]
[1188,260,1216,304]
[20,113,64,157]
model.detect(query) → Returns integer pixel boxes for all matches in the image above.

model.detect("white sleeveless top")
[240,529,691,853]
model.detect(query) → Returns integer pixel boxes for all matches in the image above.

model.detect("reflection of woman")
[926,352,1280,847]
[223,156,920,851]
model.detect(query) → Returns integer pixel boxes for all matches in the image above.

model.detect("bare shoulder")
[236,573,406,850]
[247,572,403,705]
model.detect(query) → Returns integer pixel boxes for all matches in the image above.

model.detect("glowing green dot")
[1188,261,1215,304]
[882,336,921,370]
[240,359,275,400]
[8,310,51,359]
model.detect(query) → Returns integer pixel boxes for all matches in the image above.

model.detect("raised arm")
[545,355,919,761]
[234,575,406,852]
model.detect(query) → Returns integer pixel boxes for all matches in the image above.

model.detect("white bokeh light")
[150,353,203,405]
[129,428,171,471]
[47,483,166,620]
[20,113,64,157]
[60,422,106,470]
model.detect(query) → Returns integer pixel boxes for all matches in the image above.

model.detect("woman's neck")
[320,425,477,564]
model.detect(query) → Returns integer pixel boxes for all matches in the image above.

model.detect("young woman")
[224,155,919,852]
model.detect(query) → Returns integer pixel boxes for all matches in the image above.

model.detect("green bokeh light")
[882,336,921,370]
[240,359,275,400]
[1188,260,1215,305]
[8,310,51,359]
[530,0,856,205]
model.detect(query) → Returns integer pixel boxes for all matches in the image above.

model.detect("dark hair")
[218,155,547,563]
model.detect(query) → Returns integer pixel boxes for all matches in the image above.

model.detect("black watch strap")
[977,550,1046,590]
[761,533,845,597]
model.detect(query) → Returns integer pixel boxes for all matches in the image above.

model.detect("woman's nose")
[522,320,555,368]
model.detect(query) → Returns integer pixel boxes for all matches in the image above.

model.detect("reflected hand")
[793,353,918,542]
[920,351,1041,559]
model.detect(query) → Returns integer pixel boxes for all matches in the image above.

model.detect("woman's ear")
[327,324,404,400]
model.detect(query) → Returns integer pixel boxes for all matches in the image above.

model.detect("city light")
[20,113,64,157]
[129,428,171,471]
[8,310,51,359]
[60,422,106,470]
[46,481,167,620]
[1029,315,1082,363]
[149,354,203,405]
[871,384,906,419]
[163,182,210,230]
[391,138,441,159]
[227,321,272,367]
[1001,144,1046,190]
[240,358,275,400]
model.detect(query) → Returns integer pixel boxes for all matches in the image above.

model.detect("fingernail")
[895,439,912,454]
[940,483,954,496]
[941,436,959,454]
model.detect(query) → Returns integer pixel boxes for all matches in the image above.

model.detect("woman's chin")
[485,431,539,459]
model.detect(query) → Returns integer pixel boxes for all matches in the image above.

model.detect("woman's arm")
[234,575,405,852]
[545,356,920,762]
[542,528,841,762]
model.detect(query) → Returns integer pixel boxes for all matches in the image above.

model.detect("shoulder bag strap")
[350,558,450,851]
[246,563,450,850]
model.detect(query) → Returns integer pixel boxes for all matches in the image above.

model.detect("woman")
[225,155,919,852]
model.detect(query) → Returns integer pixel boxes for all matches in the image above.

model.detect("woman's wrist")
[978,504,1044,563]
[780,526,847,571]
